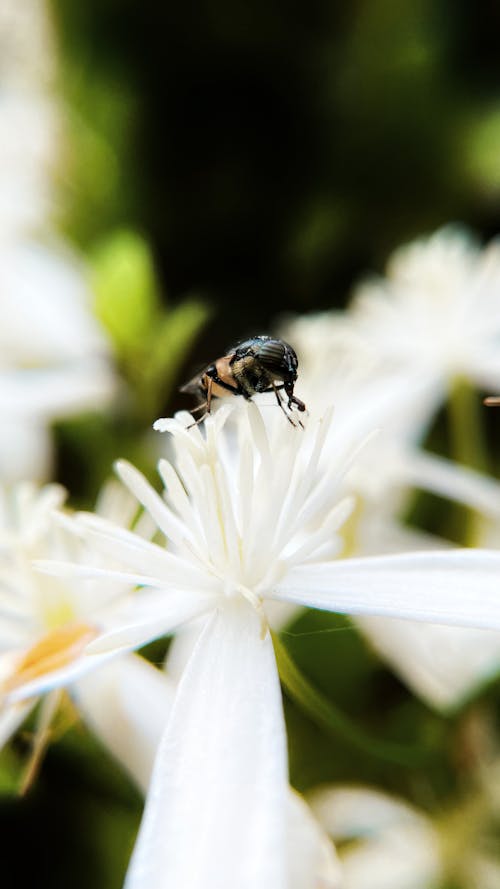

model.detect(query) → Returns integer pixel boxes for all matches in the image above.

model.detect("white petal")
[115,459,192,547]
[356,616,500,710]
[309,786,442,889]
[286,790,341,889]
[74,655,175,793]
[401,449,500,517]
[125,603,288,889]
[87,590,216,654]
[5,649,120,704]
[273,550,500,629]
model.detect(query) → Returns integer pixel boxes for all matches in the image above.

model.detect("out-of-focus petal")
[74,655,175,792]
[356,616,500,710]
[309,786,442,889]
[286,790,341,889]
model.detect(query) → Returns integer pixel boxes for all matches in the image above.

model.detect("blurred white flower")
[284,311,500,711]
[0,89,59,235]
[345,226,500,419]
[308,785,442,889]
[40,402,500,889]
[0,0,59,235]
[283,309,500,524]
[0,1,116,482]
[75,653,176,793]
[0,238,116,482]
[0,0,55,89]
[0,478,171,783]
[310,771,500,889]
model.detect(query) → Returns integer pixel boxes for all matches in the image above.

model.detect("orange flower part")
[3,622,98,694]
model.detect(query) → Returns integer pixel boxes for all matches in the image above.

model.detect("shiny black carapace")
[181,335,306,426]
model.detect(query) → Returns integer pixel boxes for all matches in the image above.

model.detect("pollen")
[3,621,98,694]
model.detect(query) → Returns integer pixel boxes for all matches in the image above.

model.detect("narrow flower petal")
[86,590,216,654]
[286,790,341,889]
[125,603,288,889]
[273,550,500,629]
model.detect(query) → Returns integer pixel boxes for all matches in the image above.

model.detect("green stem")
[448,377,490,545]
[448,377,489,474]
[272,631,431,768]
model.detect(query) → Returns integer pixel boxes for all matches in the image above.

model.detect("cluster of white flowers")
[2,121,500,887]
[0,0,115,483]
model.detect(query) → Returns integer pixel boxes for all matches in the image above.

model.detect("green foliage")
[91,228,210,419]
[92,230,158,355]
[0,746,24,797]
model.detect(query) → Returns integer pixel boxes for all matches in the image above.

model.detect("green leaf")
[91,229,159,357]
[0,745,24,797]
[144,297,211,402]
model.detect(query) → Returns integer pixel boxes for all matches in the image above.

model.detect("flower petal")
[286,790,341,889]
[4,649,120,704]
[86,590,216,654]
[355,615,500,710]
[74,655,175,793]
[273,550,500,629]
[125,603,288,889]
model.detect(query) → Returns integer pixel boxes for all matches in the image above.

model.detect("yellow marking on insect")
[3,622,98,693]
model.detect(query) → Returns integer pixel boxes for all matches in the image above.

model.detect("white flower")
[310,770,500,889]
[0,479,170,774]
[283,311,500,710]
[0,89,59,235]
[41,402,500,889]
[0,238,116,481]
[283,309,500,521]
[0,0,55,89]
[308,785,442,889]
[349,507,500,712]
[345,226,500,418]
[78,640,341,889]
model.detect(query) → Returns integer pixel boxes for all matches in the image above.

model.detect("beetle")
[180,335,307,426]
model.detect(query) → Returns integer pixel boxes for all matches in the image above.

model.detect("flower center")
[3,621,98,694]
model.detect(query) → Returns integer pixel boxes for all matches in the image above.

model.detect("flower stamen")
[3,621,98,694]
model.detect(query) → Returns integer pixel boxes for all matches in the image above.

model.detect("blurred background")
[54,0,500,351]
[2,1,500,886]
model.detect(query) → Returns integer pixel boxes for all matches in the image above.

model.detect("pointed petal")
[286,790,341,889]
[125,603,288,889]
[272,550,500,629]
[74,655,175,793]
[87,590,215,654]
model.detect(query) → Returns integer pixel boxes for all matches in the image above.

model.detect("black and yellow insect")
[181,335,306,426]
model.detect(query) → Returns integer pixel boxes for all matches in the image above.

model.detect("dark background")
[54,0,500,366]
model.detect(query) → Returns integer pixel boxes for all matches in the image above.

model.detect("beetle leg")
[187,405,209,428]
[186,378,215,428]
[270,380,299,427]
